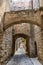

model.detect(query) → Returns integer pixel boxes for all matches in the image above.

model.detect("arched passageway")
[12,33,30,56]
[0,0,43,65]
[1,10,41,31]
[14,37,27,55]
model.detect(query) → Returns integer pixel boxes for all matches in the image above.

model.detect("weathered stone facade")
[14,23,30,35]
[0,0,43,65]
[0,23,43,65]
[0,27,12,65]
[2,27,12,62]
[34,25,42,58]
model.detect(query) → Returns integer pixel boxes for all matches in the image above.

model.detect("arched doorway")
[12,33,30,56]
[14,37,27,55]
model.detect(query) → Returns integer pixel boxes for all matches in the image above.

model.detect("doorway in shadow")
[34,41,37,57]
[12,33,30,56]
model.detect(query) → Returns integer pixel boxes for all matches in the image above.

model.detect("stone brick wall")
[40,0,43,7]
[0,33,3,65]
[0,0,10,23]
[34,25,42,60]
[2,27,12,64]
[39,16,43,61]
[14,24,36,57]
[0,23,43,65]
[14,23,30,36]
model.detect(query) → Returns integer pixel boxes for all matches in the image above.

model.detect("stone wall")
[40,0,43,7]
[2,27,12,64]
[0,0,10,23]
[14,23,30,36]
[34,25,42,60]
[0,23,43,65]
[14,24,36,57]
[0,0,43,64]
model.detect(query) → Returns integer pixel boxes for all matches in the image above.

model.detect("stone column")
[30,24,35,57]
[29,0,35,57]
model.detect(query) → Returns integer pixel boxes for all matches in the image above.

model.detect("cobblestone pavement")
[6,54,42,65]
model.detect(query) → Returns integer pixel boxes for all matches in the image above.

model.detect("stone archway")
[12,33,30,56]
[1,10,41,31]
[0,10,43,65]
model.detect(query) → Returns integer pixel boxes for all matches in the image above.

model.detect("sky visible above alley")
[10,0,39,10]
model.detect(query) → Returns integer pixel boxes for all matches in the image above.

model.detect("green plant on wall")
[21,38,26,42]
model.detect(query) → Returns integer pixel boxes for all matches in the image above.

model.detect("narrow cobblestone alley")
[0,0,43,65]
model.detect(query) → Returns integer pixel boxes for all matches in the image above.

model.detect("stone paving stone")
[6,54,42,65]
[30,58,42,65]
